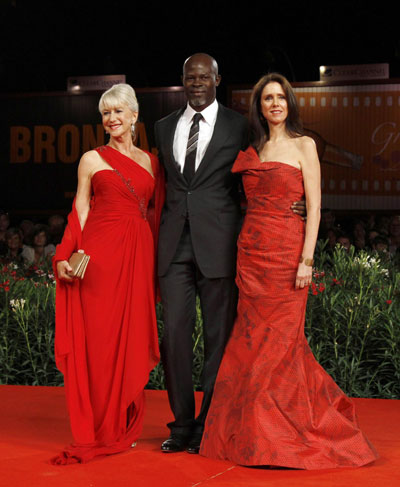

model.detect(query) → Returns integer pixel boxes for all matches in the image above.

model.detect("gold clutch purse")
[68,250,90,279]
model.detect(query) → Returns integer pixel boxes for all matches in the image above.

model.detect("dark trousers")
[159,224,238,437]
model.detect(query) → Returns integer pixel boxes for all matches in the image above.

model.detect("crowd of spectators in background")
[318,209,400,259]
[0,210,65,270]
[1,208,399,274]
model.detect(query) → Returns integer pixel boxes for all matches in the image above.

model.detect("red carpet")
[0,386,398,486]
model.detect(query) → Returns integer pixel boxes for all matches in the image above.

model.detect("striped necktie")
[183,113,203,183]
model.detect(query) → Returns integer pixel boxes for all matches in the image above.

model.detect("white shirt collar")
[182,99,219,127]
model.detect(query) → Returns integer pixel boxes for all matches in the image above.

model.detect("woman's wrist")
[299,256,314,266]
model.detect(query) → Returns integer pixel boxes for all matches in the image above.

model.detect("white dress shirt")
[173,99,219,173]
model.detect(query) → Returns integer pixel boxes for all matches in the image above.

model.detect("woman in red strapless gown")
[51,84,164,464]
[200,74,378,469]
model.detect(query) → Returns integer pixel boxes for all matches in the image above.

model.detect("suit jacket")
[155,103,248,278]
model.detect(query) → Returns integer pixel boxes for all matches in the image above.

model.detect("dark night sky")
[1,0,399,97]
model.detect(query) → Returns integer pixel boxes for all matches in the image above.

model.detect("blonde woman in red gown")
[51,84,164,464]
[200,74,378,469]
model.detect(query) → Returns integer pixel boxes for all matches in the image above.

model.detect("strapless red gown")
[200,147,378,469]
[51,146,164,464]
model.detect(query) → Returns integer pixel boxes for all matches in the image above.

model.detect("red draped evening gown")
[200,146,378,469]
[51,146,164,464]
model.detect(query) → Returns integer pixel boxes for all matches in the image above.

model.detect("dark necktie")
[183,113,203,183]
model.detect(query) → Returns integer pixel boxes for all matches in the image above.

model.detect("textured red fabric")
[51,146,164,464]
[200,147,378,469]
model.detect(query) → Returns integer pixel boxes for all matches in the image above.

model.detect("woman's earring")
[131,123,136,136]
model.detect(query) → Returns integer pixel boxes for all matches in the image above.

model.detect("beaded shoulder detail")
[113,169,147,220]
[95,146,147,220]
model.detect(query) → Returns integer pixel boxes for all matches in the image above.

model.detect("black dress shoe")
[161,435,187,453]
[186,434,202,454]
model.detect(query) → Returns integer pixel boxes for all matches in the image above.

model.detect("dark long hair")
[249,73,303,152]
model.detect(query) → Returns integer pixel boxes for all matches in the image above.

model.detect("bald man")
[155,53,248,453]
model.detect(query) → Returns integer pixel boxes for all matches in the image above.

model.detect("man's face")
[182,56,221,112]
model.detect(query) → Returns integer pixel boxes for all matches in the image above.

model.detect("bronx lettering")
[82,124,104,153]
[10,124,105,163]
[34,126,56,163]
[10,122,151,163]
[58,124,80,163]
[10,126,31,163]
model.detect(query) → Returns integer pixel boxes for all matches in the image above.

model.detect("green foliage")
[0,262,62,385]
[306,242,400,399]
[1,244,399,398]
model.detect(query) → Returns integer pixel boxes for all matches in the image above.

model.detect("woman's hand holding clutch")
[57,260,75,282]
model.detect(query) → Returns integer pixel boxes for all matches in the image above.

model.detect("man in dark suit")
[155,53,248,454]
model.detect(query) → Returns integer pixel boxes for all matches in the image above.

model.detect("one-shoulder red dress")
[51,146,164,464]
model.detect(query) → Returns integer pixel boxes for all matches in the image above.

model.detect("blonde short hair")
[98,83,139,114]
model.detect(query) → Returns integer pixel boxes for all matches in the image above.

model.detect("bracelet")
[299,256,314,266]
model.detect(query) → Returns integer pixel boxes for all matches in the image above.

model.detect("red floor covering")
[0,386,399,487]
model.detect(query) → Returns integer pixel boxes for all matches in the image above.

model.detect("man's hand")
[291,200,306,219]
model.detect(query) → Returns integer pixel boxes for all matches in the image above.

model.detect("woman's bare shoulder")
[294,135,318,161]
[80,149,102,164]
[78,150,103,171]
[296,135,316,150]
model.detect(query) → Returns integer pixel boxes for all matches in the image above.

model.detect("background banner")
[231,82,400,210]
[1,88,185,215]
[3,82,400,215]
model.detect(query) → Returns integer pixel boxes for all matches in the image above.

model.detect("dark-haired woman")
[200,74,378,469]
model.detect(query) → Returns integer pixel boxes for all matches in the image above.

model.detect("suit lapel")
[165,107,185,177]
[191,104,231,183]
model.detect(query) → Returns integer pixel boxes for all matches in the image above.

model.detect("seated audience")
[371,235,390,253]
[324,227,338,251]
[2,227,25,264]
[21,224,55,265]
[367,228,380,249]
[352,219,367,250]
